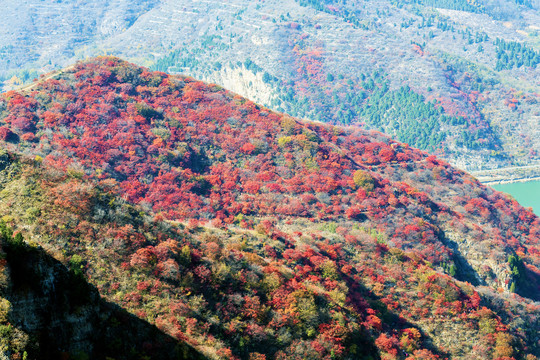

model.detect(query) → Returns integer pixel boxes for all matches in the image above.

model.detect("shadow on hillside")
[441,237,482,287]
[519,267,540,301]
[193,277,383,360]
[2,240,206,360]
[443,230,539,301]
[338,270,449,359]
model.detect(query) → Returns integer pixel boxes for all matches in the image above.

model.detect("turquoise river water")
[492,180,540,216]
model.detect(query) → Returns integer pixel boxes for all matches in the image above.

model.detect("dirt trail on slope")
[16,65,76,93]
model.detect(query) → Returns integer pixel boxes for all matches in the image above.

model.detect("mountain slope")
[1,0,539,173]
[0,57,538,359]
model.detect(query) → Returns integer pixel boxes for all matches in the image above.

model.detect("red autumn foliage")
[0,57,537,359]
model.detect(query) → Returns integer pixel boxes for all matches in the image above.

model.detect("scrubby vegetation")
[0,57,538,359]
[2,0,540,172]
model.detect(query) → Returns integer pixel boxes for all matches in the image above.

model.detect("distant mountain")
[0,0,539,173]
[0,57,537,359]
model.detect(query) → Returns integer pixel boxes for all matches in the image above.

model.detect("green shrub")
[353,170,375,192]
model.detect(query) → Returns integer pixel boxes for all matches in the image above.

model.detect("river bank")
[481,176,540,185]
[469,165,540,185]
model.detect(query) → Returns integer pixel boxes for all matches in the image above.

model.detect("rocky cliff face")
[205,66,279,109]
[0,236,202,360]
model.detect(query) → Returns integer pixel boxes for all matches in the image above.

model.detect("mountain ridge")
[0,57,537,359]
[1,0,539,173]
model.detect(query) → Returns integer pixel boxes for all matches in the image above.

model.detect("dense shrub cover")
[0,57,538,359]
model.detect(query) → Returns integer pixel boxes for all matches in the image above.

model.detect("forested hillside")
[1,0,539,173]
[0,57,537,359]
